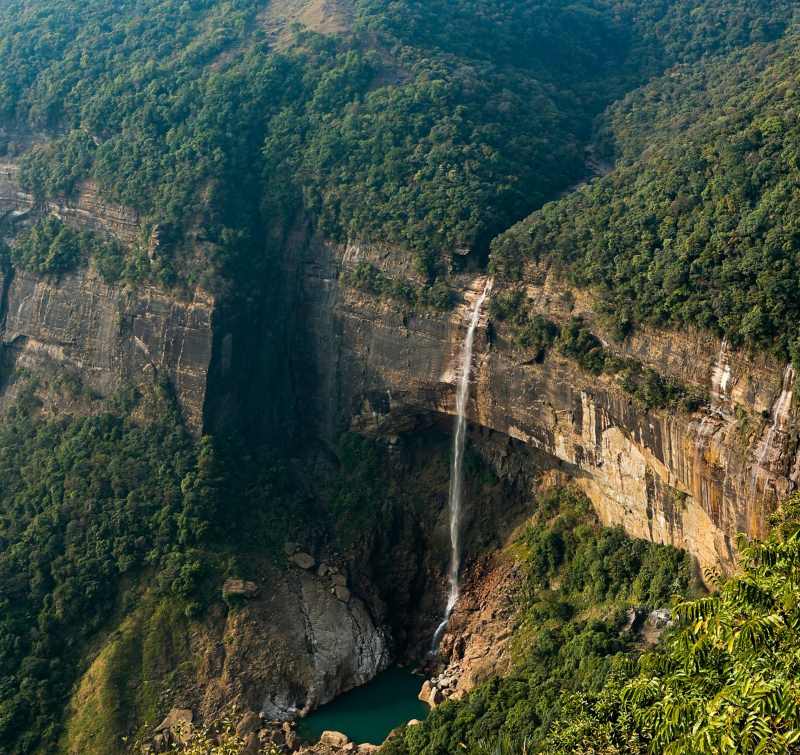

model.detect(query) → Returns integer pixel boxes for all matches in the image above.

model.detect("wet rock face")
[291,236,800,574]
[0,163,213,434]
[296,572,390,710]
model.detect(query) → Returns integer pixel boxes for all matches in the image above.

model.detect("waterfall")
[431,279,492,653]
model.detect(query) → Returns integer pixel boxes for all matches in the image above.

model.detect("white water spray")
[431,279,492,653]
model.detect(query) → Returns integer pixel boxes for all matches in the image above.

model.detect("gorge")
[1,0,800,753]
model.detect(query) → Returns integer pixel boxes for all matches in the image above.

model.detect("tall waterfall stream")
[431,279,492,653]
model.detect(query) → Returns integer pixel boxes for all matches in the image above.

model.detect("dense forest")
[0,384,219,751]
[492,30,800,362]
[1,0,800,753]
[1,0,794,289]
[0,0,631,288]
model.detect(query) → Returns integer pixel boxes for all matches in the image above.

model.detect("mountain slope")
[1,1,800,754]
[492,32,800,360]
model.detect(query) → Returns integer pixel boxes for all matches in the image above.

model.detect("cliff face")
[2,153,794,574]
[0,163,213,433]
[190,565,390,721]
[7,160,800,745]
[290,236,799,575]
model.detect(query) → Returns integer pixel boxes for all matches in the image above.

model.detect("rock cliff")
[9,156,783,580]
[0,163,213,433]
[64,563,390,754]
[288,234,800,575]
[4,157,799,735]
[194,566,390,721]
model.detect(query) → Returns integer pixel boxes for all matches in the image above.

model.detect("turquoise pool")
[297,667,429,746]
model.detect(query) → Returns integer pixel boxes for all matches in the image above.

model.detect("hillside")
[1,1,800,754]
[491,31,800,360]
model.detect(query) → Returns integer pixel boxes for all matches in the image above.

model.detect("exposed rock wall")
[0,162,140,242]
[2,152,796,571]
[291,236,800,574]
[0,163,213,433]
[195,567,390,721]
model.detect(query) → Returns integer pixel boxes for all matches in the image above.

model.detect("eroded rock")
[223,579,259,600]
[418,680,443,707]
[296,236,800,577]
[155,708,193,733]
[320,730,349,747]
[334,585,351,603]
[236,710,261,736]
[291,552,316,570]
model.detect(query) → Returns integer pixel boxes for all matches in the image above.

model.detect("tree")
[623,493,800,754]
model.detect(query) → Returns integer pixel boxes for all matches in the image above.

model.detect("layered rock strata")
[291,237,799,575]
[0,163,213,433]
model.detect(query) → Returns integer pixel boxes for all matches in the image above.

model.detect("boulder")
[291,552,316,570]
[334,585,351,603]
[648,608,672,628]
[332,573,347,587]
[155,708,193,733]
[236,710,261,737]
[407,719,421,726]
[320,730,350,747]
[242,732,260,755]
[222,579,259,599]
[357,746,379,754]
[418,680,444,707]
[284,541,299,556]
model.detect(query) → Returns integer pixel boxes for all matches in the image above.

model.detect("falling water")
[431,279,492,654]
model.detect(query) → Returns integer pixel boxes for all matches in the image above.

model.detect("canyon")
[5,160,794,582]
[1,161,798,747]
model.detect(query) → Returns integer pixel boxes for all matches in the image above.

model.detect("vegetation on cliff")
[491,30,800,364]
[6,215,125,280]
[387,492,800,755]
[382,487,695,754]
[343,262,455,311]
[489,293,706,411]
[619,495,800,754]
[0,385,219,753]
